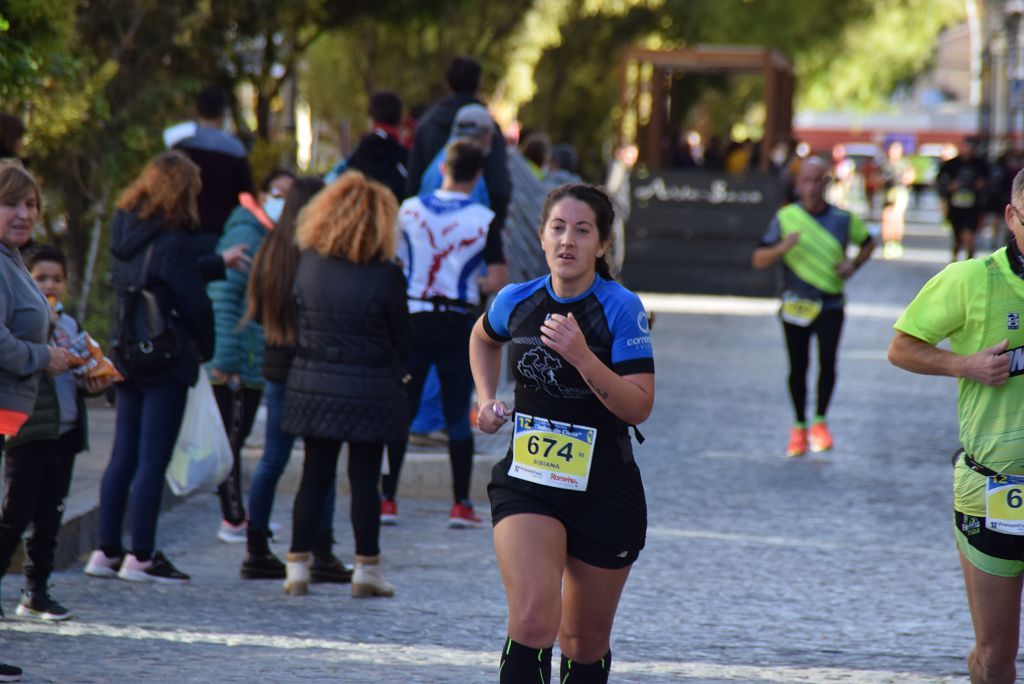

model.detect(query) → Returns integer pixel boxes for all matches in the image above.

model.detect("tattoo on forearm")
[586,377,609,400]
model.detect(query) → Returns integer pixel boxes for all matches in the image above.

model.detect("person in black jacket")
[85,151,215,584]
[406,56,510,233]
[329,91,409,204]
[281,171,410,598]
[173,86,255,255]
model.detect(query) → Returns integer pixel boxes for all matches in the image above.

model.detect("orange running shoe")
[786,427,808,458]
[809,422,833,453]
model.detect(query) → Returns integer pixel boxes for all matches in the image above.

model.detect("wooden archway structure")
[619,46,795,172]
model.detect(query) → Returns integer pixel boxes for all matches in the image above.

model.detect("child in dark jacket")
[0,246,111,620]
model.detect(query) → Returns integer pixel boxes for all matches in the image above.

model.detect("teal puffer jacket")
[206,206,267,388]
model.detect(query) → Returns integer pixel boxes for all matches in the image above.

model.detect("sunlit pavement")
[0,198,979,682]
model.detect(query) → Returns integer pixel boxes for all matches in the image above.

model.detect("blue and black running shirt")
[483,275,655,429]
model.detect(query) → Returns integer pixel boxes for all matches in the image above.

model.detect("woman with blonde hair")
[281,171,410,597]
[85,150,214,583]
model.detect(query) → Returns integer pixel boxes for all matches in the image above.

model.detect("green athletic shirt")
[893,247,1024,516]
[760,204,870,309]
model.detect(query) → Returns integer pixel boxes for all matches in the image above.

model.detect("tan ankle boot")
[351,554,394,598]
[283,552,311,596]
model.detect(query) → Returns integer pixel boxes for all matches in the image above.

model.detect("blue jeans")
[98,381,188,558]
[410,366,444,433]
[247,381,334,537]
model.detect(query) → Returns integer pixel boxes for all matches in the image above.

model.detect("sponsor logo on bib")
[1010,312,1020,330]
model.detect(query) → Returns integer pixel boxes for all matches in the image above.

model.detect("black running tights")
[782,307,844,424]
[213,385,263,526]
[291,437,383,557]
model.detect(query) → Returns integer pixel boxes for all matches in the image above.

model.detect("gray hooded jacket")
[0,242,50,414]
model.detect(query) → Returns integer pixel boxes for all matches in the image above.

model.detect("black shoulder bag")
[117,242,180,374]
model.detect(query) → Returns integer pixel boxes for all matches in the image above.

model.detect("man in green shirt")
[889,169,1024,684]
[753,157,875,457]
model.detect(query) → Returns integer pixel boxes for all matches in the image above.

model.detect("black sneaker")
[117,551,190,583]
[311,553,354,584]
[0,662,21,682]
[15,589,72,621]
[240,551,286,580]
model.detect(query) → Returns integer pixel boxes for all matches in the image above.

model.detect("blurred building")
[978,0,1024,148]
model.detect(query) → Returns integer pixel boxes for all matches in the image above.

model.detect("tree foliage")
[304,0,531,156]
[798,0,965,110]
[511,0,963,178]
[1,0,432,343]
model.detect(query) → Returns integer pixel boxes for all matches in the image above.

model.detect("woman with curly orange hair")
[281,171,410,597]
[85,150,214,584]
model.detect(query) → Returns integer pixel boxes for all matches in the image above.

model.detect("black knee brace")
[499,636,552,683]
[560,650,612,683]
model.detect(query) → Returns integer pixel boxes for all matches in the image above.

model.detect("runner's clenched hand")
[962,339,1011,386]
[541,312,590,367]
[477,400,510,434]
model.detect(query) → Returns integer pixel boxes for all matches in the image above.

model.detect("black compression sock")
[560,650,612,683]
[449,437,474,503]
[499,636,552,683]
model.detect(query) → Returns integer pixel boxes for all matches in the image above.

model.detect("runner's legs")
[558,556,631,663]
[959,549,1022,684]
[494,513,566,647]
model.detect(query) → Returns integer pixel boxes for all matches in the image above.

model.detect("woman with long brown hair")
[85,150,214,583]
[239,176,350,583]
[471,184,655,683]
[208,168,294,546]
[280,171,409,597]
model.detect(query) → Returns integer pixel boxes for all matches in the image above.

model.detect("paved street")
[0,200,997,682]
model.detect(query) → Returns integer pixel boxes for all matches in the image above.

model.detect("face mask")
[263,196,285,223]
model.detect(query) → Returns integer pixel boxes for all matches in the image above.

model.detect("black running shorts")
[488,458,647,570]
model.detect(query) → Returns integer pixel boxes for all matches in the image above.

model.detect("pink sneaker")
[84,550,123,578]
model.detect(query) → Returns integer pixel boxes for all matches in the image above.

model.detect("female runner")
[470,183,655,683]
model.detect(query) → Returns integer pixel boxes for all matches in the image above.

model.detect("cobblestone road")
[0,207,989,682]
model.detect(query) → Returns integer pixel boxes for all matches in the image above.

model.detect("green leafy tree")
[517,0,962,179]
[3,0,433,343]
[304,0,532,160]
[798,0,965,110]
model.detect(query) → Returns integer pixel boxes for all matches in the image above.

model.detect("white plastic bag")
[167,373,232,496]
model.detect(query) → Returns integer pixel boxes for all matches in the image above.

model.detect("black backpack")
[116,242,179,374]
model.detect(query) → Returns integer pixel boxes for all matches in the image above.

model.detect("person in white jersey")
[387,138,506,527]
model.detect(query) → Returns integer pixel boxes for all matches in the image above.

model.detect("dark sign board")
[621,170,784,296]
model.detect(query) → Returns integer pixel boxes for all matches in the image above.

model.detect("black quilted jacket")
[282,252,410,442]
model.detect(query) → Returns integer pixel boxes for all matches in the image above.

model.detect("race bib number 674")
[509,413,596,492]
